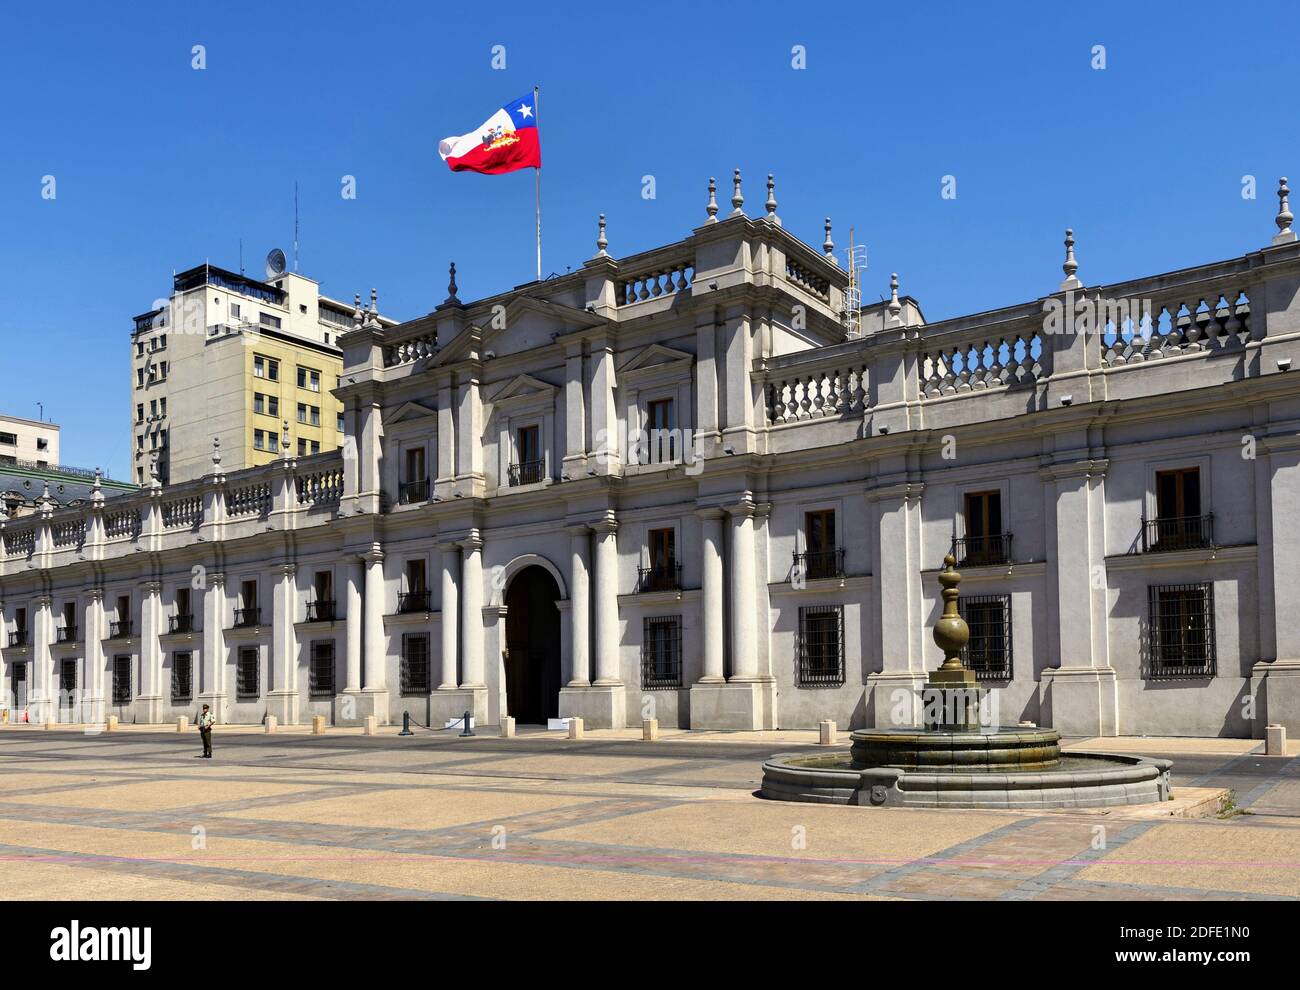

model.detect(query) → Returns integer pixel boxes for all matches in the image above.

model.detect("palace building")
[4,172,1300,739]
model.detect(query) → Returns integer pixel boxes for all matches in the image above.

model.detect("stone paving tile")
[0,855,328,901]
[4,778,315,812]
[1077,821,1300,897]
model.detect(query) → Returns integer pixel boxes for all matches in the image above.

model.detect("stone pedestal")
[921,667,984,731]
[133,694,165,725]
[429,687,486,727]
[1039,666,1119,736]
[1252,659,1300,737]
[687,679,776,730]
[337,687,390,726]
[266,689,299,727]
[558,682,626,729]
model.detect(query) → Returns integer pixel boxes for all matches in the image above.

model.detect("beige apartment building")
[0,414,59,468]
[131,263,396,485]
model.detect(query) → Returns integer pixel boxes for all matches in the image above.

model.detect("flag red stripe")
[445,127,541,175]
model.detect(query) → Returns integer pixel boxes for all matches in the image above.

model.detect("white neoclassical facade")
[5,173,1300,739]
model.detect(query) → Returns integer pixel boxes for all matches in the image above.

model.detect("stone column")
[567,525,591,686]
[359,545,389,723]
[592,516,621,685]
[136,581,165,723]
[199,573,226,722]
[268,563,299,725]
[83,588,105,725]
[459,533,485,688]
[31,596,53,724]
[344,558,363,693]
[727,501,758,680]
[1038,457,1117,736]
[1251,436,1300,737]
[697,509,725,683]
[438,542,460,690]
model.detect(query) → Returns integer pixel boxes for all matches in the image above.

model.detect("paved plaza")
[0,725,1297,900]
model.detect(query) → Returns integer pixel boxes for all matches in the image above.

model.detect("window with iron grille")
[310,641,335,698]
[641,616,682,689]
[1147,583,1216,679]
[112,655,132,705]
[798,605,845,687]
[171,652,192,702]
[958,594,1012,680]
[59,659,77,709]
[237,646,260,699]
[401,633,430,695]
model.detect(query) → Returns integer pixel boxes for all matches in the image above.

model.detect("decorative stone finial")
[933,554,970,671]
[888,273,902,319]
[92,468,102,494]
[211,436,222,468]
[445,262,460,304]
[730,168,744,216]
[352,293,363,328]
[281,419,291,458]
[765,173,779,225]
[823,217,834,259]
[1275,177,1296,244]
[705,176,718,223]
[595,214,608,257]
[148,452,160,489]
[1060,228,1080,289]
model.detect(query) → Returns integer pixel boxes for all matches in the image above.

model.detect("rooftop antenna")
[293,181,300,273]
[37,401,44,423]
[239,238,244,275]
[843,226,865,338]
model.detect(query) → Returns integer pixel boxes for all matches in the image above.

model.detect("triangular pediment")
[388,400,439,424]
[618,343,694,373]
[489,374,559,403]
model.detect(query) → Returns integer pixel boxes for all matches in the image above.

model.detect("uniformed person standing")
[198,704,214,758]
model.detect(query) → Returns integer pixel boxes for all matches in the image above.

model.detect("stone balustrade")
[104,508,140,541]
[383,331,438,368]
[296,463,344,507]
[161,494,202,531]
[617,260,694,305]
[919,329,1047,396]
[785,258,830,302]
[765,360,868,423]
[227,481,271,518]
[1100,282,1254,367]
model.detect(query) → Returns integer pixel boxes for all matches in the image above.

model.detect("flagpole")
[534,85,541,282]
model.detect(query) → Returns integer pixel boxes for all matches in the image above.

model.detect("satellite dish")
[265,248,287,279]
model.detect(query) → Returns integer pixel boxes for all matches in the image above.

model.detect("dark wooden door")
[504,567,561,724]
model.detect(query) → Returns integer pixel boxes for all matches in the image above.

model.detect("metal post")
[459,709,474,737]
[399,710,413,736]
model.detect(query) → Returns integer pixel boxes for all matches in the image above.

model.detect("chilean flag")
[438,94,541,175]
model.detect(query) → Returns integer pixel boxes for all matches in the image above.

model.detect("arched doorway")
[504,565,562,724]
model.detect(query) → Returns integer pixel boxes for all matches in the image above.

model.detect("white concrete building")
[0,414,59,469]
[5,173,1300,739]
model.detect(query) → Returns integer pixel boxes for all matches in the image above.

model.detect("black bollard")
[399,710,413,736]
[459,709,475,737]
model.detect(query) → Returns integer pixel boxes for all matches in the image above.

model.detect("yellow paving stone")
[1078,821,1300,897]
[0,819,890,900]
[534,800,1019,863]
[5,778,319,812]
[211,788,595,830]
[0,859,324,900]
[1067,737,1263,756]
[0,772,104,791]
[456,754,686,777]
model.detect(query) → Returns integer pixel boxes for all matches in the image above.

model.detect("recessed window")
[401,633,431,694]
[646,397,676,463]
[0,432,15,446]
[797,605,845,687]
[1148,468,1209,550]
[1148,583,1216,679]
[309,641,335,697]
[958,594,1012,680]
[237,646,259,699]
[510,425,543,485]
[960,491,1007,566]
[297,366,321,391]
[798,509,843,579]
[641,615,682,689]
[259,312,282,330]
[112,656,132,705]
[172,652,193,702]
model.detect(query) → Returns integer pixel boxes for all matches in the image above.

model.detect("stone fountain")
[761,555,1172,809]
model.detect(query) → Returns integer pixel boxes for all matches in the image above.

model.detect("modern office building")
[130,263,396,486]
[4,174,1300,740]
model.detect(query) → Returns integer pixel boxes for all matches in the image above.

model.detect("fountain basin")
[850,726,1061,771]
[761,750,1172,809]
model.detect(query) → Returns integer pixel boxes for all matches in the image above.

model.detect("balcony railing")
[399,479,429,505]
[637,562,682,593]
[8,629,28,648]
[792,548,846,581]
[508,459,545,487]
[109,620,133,639]
[306,600,336,622]
[233,608,261,628]
[169,614,194,634]
[397,591,431,614]
[55,625,78,644]
[1141,514,1215,553]
[952,534,1013,568]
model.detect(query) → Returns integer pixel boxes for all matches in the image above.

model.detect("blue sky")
[1,0,1295,480]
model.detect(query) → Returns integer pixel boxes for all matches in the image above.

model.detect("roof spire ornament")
[1060,228,1081,289]
[888,272,902,320]
[352,293,363,328]
[281,420,291,460]
[705,176,719,223]
[765,173,779,225]
[445,262,460,305]
[364,288,379,330]
[595,214,608,257]
[730,168,744,216]
[211,436,222,470]
[148,452,160,490]
[823,217,834,259]
[1275,177,1296,244]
